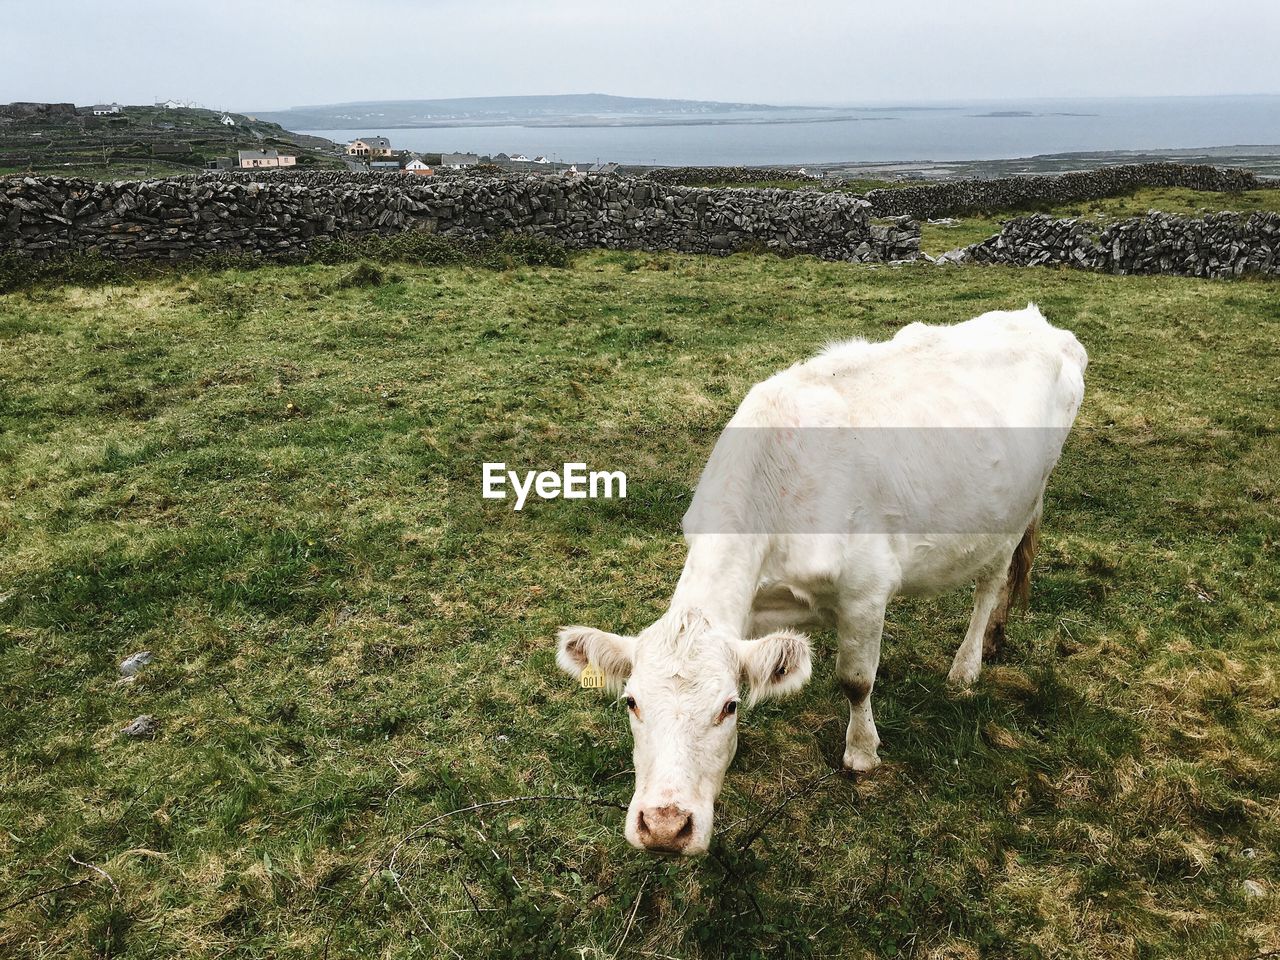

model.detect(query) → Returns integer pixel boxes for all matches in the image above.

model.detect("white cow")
[557,304,1087,855]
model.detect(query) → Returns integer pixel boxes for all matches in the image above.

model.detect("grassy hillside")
[0,105,343,178]
[1,251,1276,958]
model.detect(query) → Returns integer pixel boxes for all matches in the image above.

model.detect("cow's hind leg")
[836,596,888,775]
[957,519,1040,681]
[947,566,1008,687]
[967,519,1039,675]
[982,576,1012,660]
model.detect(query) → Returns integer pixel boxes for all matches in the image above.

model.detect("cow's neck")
[668,534,767,636]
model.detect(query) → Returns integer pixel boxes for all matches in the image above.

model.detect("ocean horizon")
[303,95,1280,167]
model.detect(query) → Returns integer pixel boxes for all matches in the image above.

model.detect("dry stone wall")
[864,163,1269,219]
[640,166,819,186]
[4,165,1278,279]
[0,173,918,263]
[956,211,1280,278]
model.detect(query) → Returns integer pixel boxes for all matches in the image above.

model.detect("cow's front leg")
[836,597,888,776]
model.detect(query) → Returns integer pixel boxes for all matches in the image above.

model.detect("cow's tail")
[1008,516,1040,611]
[983,515,1040,658]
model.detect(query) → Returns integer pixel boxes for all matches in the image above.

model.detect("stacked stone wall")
[863,162,1268,219]
[1,173,917,263]
[958,211,1280,278]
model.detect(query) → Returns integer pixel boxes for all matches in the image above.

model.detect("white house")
[403,158,433,175]
[157,98,192,109]
[237,149,296,169]
[220,114,236,126]
[92,103,122,116]
[441,152,479,169]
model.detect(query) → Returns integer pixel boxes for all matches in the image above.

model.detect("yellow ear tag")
[579,664,605,690]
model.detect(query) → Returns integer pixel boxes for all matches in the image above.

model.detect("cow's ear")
[556,626,635,691]
[733,630,812,706]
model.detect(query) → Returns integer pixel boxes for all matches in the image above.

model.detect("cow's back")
[774,303,1087,432]
[686,305,1087,596]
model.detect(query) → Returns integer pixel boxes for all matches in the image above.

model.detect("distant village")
[201,132,620,176]
[0,98,624,178]
[330,135,619,177]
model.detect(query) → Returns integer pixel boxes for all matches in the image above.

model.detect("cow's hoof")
[841,750,881,779]
[947,664,979,687]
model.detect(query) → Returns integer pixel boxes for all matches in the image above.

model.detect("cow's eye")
[625,695,637,711]
[718,699,738,723]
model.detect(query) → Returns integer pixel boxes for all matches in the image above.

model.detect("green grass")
[0,233,569,295]
[1,250,1277,958]
[1048,186,1280,220]
[0,162,192,179]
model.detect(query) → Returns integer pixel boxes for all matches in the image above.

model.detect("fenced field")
[1,248,1276,958]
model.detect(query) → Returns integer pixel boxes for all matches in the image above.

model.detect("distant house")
[347,136,392,157]
[220,114,236,126]
[509,153,530,163]
[587,162,620,176]
[238,149,296,169]
[532,156,549,164]
[91,103,122,116]
[367,155,434,176]
[442,152,479,169]
[206,157,235,170]
[157,98,192,109]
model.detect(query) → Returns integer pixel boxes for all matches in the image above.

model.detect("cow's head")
[556,609,811,856]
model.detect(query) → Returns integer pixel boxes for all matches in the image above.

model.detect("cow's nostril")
[637,805,695,852]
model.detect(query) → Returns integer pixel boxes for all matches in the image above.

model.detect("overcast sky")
[7,0,1280,110]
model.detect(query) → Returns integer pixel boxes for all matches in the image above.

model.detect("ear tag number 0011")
[580,664,605,690]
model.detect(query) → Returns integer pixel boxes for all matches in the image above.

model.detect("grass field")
[1,249,1277,958]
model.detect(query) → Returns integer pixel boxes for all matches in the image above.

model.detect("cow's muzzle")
[634,803,696,854]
